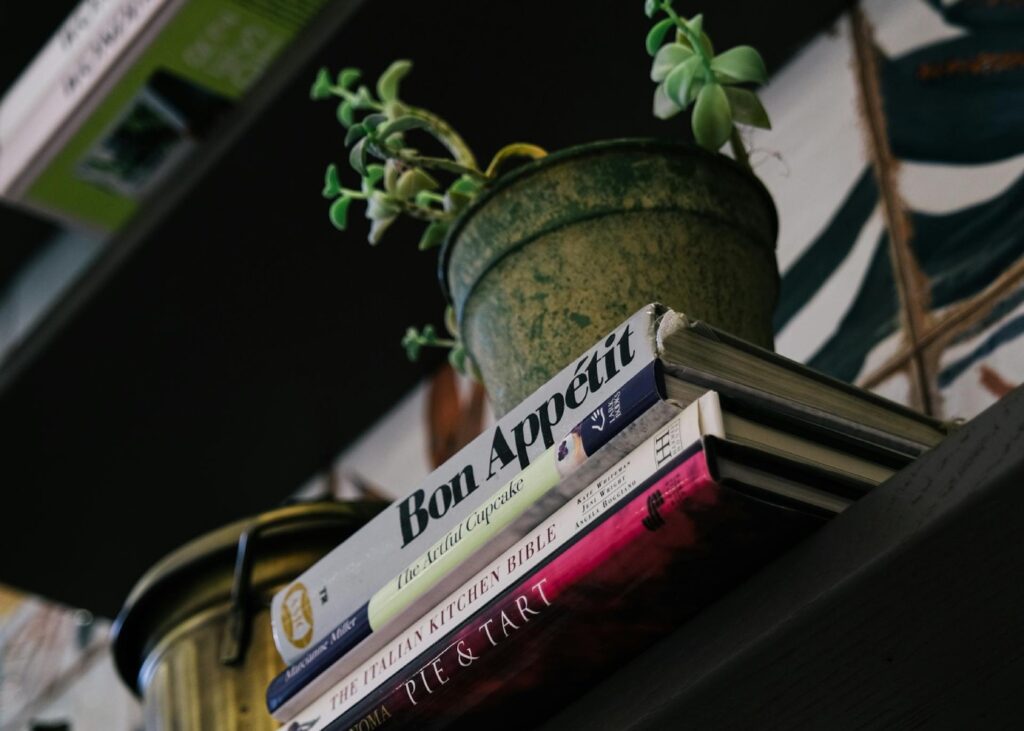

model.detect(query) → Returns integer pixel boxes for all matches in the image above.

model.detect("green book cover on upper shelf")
[16,0,330,233]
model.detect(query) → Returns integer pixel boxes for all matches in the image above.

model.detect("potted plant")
[314,1,777,415]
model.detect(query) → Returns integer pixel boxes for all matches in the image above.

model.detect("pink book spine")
[319,447,730,731]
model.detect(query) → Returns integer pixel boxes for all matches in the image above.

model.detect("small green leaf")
[699,31,714,57]
[724,87,771,129]
[651,43,693,82]
[396,168,440,200]
[338,68,361,89]
[378,115,431,139]
[383,160,400,194]
[328,195,352,230]
[665,55,702,108]
[653,83,682,119]
[644,0,659,18]
[445,189,473,215]
[337,100,355,127]
[710,46,768,85]
[363,113,387,131]
[344,123,368,146]
[444,305,459,338]
[366,192,399,221]
[377,60,413,102]
[421,324,437,341]
[448,343,467,374]
[449,175,481,195]
[365,164,386,186]
[645,18,674,56]
[349,137,369,175]
[418,220,448,250]
[687,13,703,36]
[310,67,333,100]
[353,85,376,109]
[692,83,733,150]
[322,163,342,198]
[415,190,437,207]
[402,327,422,361]
[368,216,396,245]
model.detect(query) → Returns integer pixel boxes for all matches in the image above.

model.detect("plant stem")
[729,128,751,172]
[406,105,480,170]
[389,196,449,222]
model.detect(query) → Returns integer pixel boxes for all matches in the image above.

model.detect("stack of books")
[268,304,948,731]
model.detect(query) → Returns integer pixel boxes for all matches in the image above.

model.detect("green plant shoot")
[644,1,770,168]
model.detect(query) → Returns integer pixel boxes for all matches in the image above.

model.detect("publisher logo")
[281,583,314,649]
[642,491,666,531]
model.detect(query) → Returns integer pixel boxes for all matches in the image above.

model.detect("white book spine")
[0,0,174,194]
[271,305,662,664]
[279,394,719,730]
[0,0,115,143]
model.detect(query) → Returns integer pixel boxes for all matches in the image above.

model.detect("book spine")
[271,305,661,663]
[313,447,717,731]
[0,0,115,143]
[278,397,714,729]
[0,0,176,194]
[267,363,665,716]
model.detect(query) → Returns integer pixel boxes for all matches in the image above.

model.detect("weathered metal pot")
[111,501,383,731]
[440,138,779,415]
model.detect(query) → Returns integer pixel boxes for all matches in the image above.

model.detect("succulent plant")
[644,0,771,169]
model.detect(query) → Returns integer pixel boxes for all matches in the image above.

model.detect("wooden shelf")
[539,387,1024,730]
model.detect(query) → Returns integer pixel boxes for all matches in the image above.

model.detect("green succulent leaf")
[354,85,376,109]
[645,18,674,56]
[376,60,412,102]
[337,100,355,127]
[692,82,733,150]
[687,13,703,37]
[401,327,422,361]
[396,168,440,200]
[644,0,659,19]
[366,192,399,221]
[378,115,430,139]
[653,82,683,119]
[349,137,369,175]
[449,175,481,196]
[310,67,333,100]
[665,54,702,108]
[338,68,361,89]
[322,163,342,198]
[444,189,474,215]
[365,163,386,186]
[724,86,771,129]
[444,305,459,338]
[383,160,400,194]
[363,113,387,131]
[368,216,396,245]
[710,46,768,85]
[418,220,448,250]
[328,195,352,230]
[651,43,693,82]
[344,123,368,146]
[448,343,467,374]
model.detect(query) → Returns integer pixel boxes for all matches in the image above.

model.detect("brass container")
[112,501,383,730]
[440,138,779,415]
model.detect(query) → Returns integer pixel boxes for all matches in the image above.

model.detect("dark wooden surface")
[540,387,1024,730]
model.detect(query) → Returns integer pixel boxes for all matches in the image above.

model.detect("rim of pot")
[436,137,779,306]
